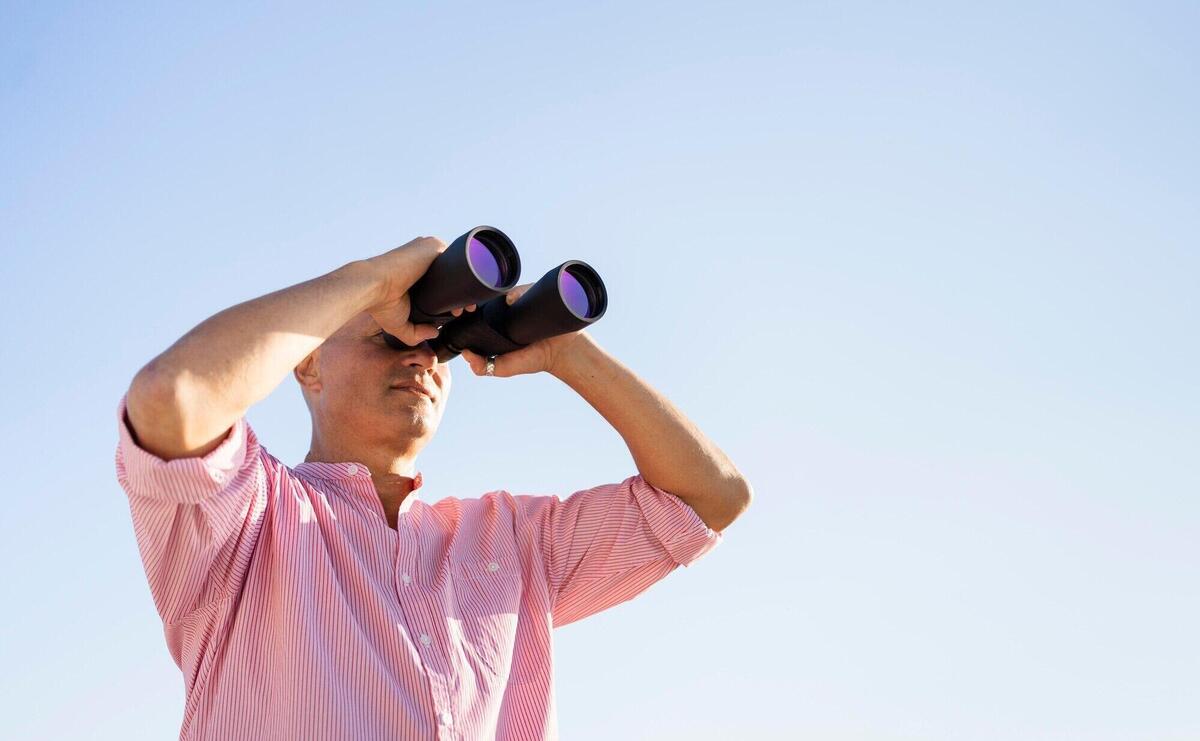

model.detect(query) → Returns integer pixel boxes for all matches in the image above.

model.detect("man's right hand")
[362,236,477,346]
[127,235,480,461]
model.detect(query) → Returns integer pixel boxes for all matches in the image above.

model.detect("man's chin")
[385,411,437,436]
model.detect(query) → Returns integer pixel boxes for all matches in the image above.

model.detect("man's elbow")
[706,476,753,532]
[729,477,753,519]
[738,478,754,511]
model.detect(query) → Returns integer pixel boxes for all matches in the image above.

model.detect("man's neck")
[304,435,422,478]
[305,439,422,529]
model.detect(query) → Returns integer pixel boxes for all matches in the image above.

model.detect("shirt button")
[438,710,452,725]
[401,573,412,584]
[487,561,499,572]
[347,464,359,476]
[419,633,432,646]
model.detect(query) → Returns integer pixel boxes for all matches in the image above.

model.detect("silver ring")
[485,355,497,376]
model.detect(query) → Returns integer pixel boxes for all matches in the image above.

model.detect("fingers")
[394,323,439,345]
[417,236,448,252]
[460,349,505,378]
[505,284,532,305]
[460,349,481,375]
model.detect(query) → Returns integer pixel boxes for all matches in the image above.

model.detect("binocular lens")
[468,236,507,289]
[559,267,596,318]
[405,226,520,326]
[406,226,607,361]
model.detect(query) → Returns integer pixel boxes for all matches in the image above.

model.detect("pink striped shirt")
[113,392,723,740]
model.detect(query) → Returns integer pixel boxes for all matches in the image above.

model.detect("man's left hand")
[459,283,588,378]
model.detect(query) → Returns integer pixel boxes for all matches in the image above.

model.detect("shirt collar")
[291,461,424,493]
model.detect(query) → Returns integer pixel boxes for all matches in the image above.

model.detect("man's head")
[293,312,451,467]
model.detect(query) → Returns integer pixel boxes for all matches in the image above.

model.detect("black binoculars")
[381,226,608,363]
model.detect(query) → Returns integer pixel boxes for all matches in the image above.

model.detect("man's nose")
[405,343,439,371]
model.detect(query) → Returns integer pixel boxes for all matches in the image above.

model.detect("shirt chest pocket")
[449,555,526,682]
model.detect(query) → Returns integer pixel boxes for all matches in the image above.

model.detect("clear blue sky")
[3,2,1197,738]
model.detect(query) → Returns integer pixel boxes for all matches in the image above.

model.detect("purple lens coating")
[468,237,503,288]
[559,270,592,318]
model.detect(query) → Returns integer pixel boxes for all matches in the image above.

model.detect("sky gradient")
[2,2,1197,738]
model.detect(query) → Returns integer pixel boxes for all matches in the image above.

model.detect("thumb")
[387,321,440,346]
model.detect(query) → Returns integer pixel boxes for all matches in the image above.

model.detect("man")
[114,235,752,740]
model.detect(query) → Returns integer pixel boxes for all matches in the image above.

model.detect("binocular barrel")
[407,226,522,326]
[384,226,608,362]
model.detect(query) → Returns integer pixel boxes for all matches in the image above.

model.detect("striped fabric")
[113,392,723,740]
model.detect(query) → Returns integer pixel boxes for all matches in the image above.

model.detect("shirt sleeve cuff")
[628,474,724,567]
[115,392,253,504]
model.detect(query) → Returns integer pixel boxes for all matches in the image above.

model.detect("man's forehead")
[335,313,377,337]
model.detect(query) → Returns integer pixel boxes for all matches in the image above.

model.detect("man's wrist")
[343,259,390,313]
[547,331,604,384]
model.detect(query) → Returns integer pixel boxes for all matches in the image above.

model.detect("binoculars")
[381,226,608,363]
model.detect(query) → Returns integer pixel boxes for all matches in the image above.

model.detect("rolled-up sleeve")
[113,392,269,627]
[513,474,723,628]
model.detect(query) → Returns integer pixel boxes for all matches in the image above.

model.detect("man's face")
[299,312,451,449]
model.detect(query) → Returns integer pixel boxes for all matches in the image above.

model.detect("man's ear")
[294,350,321,392]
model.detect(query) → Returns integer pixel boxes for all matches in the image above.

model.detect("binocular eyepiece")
[382,226,608,363]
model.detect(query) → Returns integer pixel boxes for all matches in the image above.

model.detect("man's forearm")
[549,333,752,532]
[130,260,381,458]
